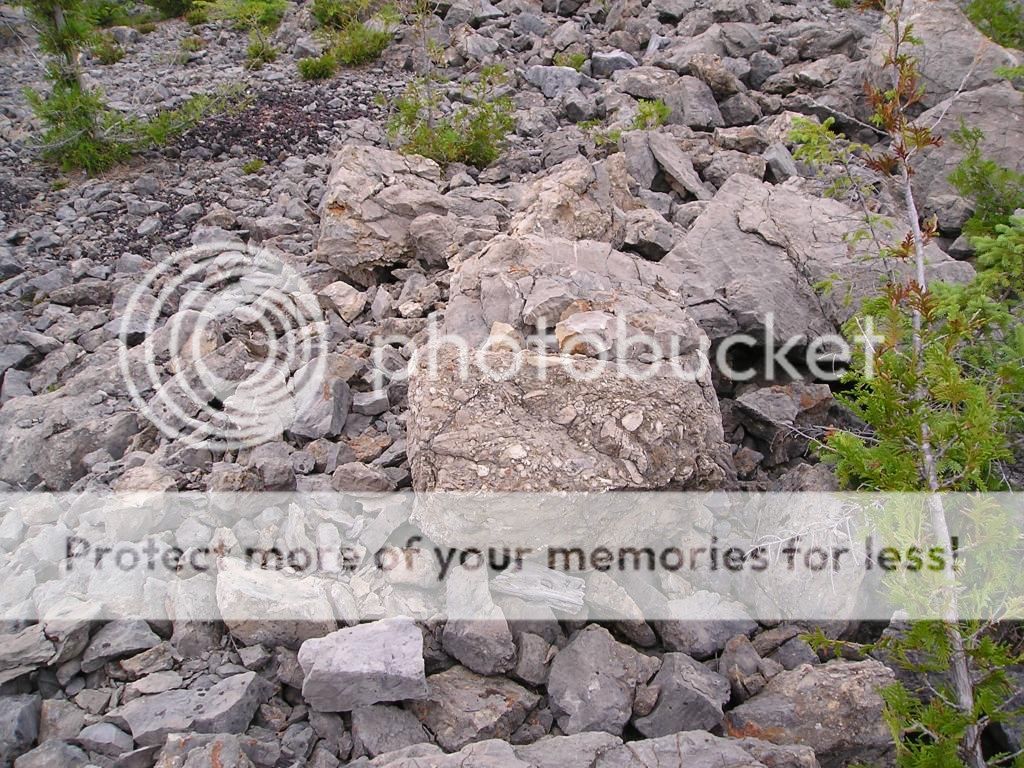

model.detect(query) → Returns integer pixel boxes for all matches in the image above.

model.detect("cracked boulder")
[661,174,974,347]
[315,145,447,284]
[407,234,732,546]
[866,0,1019,109]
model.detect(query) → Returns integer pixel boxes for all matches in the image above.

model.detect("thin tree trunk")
[902,169,986,768]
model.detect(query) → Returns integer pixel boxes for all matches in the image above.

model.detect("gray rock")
[75,722,133,756]
[762,143,798,183]
[442,564,516,676]
[622,208,676,260]
[866,0,1019,109]
[12,741,88,768]
[702,151,767,188]
[315,146,446,283]
[613,67,681,100]
[719,634,783,701]
[298,617,427,711]
[651,0,696,22]
[719,93,762,127]
[107,672,273,746]
[216,559,337,649]
[911,83,1024,233]
[735,381,833,465]
[81,619,161,673]
[514,732,623,767]
[661,173,974,346]
[664,76,723,130]
[594,731,818,768]
[409,666,540,751]
[634,653,730,736]
[0,695,40,767]
[591,51,638,79]
[647,133,713,200]
[525,66,584,99]
[725,660,895,768]
[408,234,730,536]
[548,625,659,736]
[351,389,389,416]
[654,591,757,659]
[351,704,431,758]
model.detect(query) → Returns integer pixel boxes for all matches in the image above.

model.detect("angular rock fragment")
[107,671,273,746]
[633,653,730,736]
[726,660,894,768]
[408,666,540,751]
[547,625,659,736]
[298,617,427,712]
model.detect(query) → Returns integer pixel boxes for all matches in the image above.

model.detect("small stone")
[75,722,134,756]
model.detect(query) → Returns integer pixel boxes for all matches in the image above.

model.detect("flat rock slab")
[107,671,273,747]
[298,617,427,712]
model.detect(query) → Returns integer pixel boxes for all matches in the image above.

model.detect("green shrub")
[242,157,265,173]
[134,19,157,32]
[205,0,286,29]
[184,5,208,23]
[965,0,1024,49]
[831,0,853,8]
[91,32,124,63]
[552,50,586,70]
[632,98,670,129]
[245,31,276,67]
[144,0,193,18]
[25,83,130,173]
[298,52,336,79]
[332,20,391,65]
[949,123,1024,238]
[311,0,374,28]
[389,64,514,169]
[83,0,131,26]
[180,35,205,51]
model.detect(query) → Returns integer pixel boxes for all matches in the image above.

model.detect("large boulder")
[866,0,1019,109]
[406,234,732,546]
[911,83,1024,232]
[315,146,447,284]
[725,660,895,768]
[660,174,974,346]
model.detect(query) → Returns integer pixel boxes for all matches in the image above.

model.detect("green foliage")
[143,0,192,18]
[242,157,265,173]
[632,98,670,130]
[24,83,129,173]
[948,124,1024,239]
[245,30,276,67]
[552,50,587,70]
[298,52,336,79]
[965,0,1024,49]
[184,4,208,23]
[82,0,159,27]
[831,0,853,7]
[310,0,374,28]
[180,35,205,51]
[90,31,124,63]
[21,0,96,85]
[388,64,515,169]
[196,0,286,30]
[332,20,391,65]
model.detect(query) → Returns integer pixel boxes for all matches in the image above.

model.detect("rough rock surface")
[726,660,895,768]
